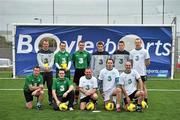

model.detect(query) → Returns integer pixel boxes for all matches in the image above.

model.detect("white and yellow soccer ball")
[86,102,95,111]
[141,100,148,109]
[61,63,67,70]
[59,103,68,111]
[105,102,114,111]
[127,103,136,112]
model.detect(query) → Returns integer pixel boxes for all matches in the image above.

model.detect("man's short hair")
[78,40,85,45]
[60,41,66,45]
[33,66,40,69]
[97,41,104,46]
[106,58,114,64]
[119,41,125,44]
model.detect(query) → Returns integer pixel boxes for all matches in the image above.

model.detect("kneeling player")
[79,68,98,110]
[98,58,122,112]
[23,66,44,110]
[52,69,74,111]
[120,61,144,112]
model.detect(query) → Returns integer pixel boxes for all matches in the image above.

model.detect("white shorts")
[103,88,116,102]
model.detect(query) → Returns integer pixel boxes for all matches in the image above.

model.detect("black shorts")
[124,90,138,105]
[141,76,147,82]
[73,69,85,86]
[24,90,33,103]
[80,96,91,103]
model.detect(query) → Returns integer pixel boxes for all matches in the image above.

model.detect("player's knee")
[40,90,44,95]
[92,93,98,100]
[116,87,122,93]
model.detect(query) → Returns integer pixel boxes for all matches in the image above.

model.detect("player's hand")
[56,100,60,106]
[44,67,50,72]
[63,92,68,98]
[126,96,131,105]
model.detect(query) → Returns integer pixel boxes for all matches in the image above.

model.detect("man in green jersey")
[23,66,44,110]
[54,41,71,79]
[72,40,91,104]
[52,69,74,110]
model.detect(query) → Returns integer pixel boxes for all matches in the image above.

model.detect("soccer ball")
[105,102,114,111]
[127,103,136,112]
[86,102,95,111]
[61,63,67,69]
[141,100,148,109]
[59,103,68,111]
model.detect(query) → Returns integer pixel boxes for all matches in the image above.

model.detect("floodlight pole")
[107,0,109,24]
[141,0,144,24]
[53,0,55,24]
[162,0,165,24]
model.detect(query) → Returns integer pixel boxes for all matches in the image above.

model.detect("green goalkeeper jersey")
[54,51,71,66]
[23,74,43,92]
[52,77,73,96]
[72,50,91,69]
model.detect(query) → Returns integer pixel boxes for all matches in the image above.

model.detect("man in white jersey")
[98,58,122,112]
[79,68,98,110]
[129,38,150,104]
[119,61,144,112]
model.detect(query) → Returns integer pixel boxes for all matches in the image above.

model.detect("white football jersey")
[129,48,150,76]
[79,76,98,99]
[98,68,120,92]
[119,69,141,95]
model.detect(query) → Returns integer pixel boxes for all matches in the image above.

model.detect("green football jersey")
[23,74,43,92]
[54,51,71,66]
[72,50,91,69]
[52,77,73,96]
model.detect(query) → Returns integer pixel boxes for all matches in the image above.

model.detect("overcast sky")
[0,0,180,32]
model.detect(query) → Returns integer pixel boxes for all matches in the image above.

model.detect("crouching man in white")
[98,58,122,112]
[79,68,98,110]
[119,61,144,112]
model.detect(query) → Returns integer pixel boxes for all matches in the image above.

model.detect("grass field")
[0,72,180,120]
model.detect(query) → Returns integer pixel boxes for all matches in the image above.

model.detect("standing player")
[98,58,122,112]
[79,68,98,110]
[52,69,74,111]
[72,40,91,104]
[129,38,150,104]
[112,41,129,73]
[119,61,144,112]
[37,38,54,105]
[23,66,44,110]
[90,41,109,79]
[54,41,71,79]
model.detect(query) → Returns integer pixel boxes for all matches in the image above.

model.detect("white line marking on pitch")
[0,89,180,92]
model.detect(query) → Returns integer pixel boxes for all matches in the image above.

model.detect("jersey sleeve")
[115,69,120,85]
[134,70,141,80]
[79,77,83,87]
[129,51,133,60]
[93,77,98,89]
[67,79,73,86]
[145,50,150,59]
[98,70,103,81]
